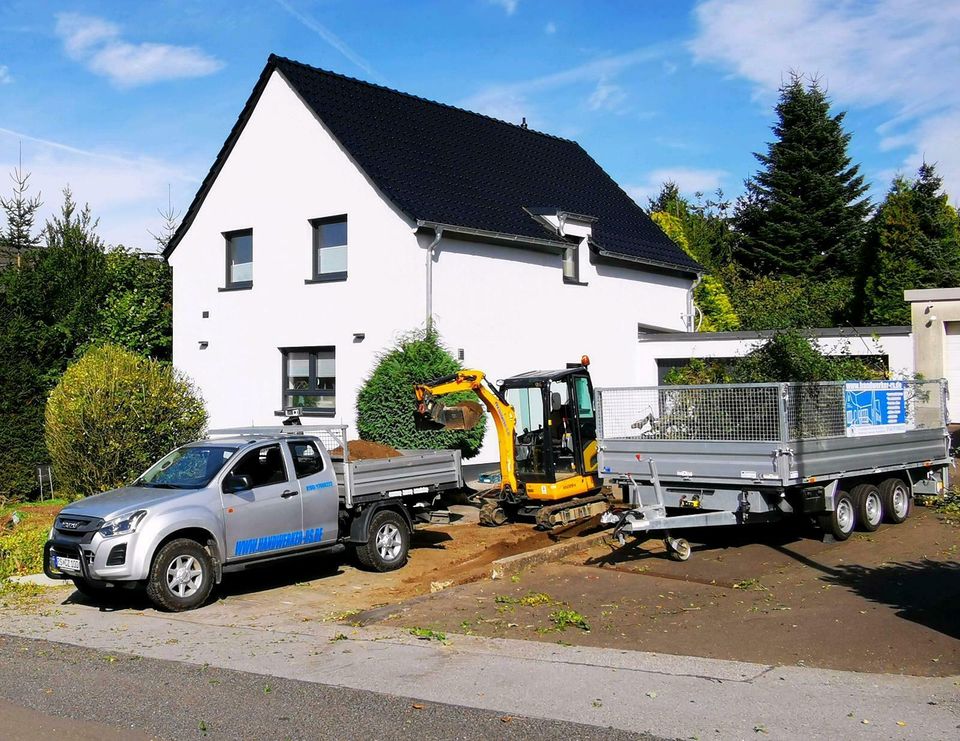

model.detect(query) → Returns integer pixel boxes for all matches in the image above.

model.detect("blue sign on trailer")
[844,380,907,436]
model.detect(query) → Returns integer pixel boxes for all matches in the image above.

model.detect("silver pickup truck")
[43,426,462,611]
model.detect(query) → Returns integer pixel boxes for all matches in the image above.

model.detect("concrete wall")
[169,69,694,464]
[905,288,960,421]
[637,328,914,386]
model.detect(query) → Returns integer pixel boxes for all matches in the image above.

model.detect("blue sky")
[1,0,958,251]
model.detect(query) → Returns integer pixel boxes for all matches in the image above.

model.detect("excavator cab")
[500,364,598,495]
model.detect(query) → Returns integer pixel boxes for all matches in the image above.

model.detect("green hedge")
[356,330,486,459]
[45,345,207,499]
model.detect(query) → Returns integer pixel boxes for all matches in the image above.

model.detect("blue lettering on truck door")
[235,527,324,557]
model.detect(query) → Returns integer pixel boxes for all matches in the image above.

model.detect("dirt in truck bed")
[329,439,402,460]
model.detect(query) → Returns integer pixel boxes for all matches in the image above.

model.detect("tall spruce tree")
[860,163,960,325]
[732,74,870,276]
[0,162,42,265]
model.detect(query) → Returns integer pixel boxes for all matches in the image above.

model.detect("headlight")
[99,510,147,538]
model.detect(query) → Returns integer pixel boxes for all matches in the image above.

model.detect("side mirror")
[222,473,253,494]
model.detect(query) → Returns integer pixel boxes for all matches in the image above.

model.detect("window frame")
[222,228,253,291]
[279,346,336,417]
[225,443,288,491]
[288,440,326,478]
[306,215,348,283]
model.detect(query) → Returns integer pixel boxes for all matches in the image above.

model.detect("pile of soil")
[330,439,402,460]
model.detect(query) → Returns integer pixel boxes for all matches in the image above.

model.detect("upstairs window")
[562,245,579,283]
[281,347,336,415]
[309,215,347,282]
[224,229,253,289]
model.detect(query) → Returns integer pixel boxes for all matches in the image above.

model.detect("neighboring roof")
[165,55,700,274]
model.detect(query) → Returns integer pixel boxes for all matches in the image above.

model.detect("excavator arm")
[414,370,520,495]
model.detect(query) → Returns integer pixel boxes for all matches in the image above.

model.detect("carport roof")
[164,55,701,275]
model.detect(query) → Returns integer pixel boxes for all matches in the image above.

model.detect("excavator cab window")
[506,385,548,478]
[549,381,578,481]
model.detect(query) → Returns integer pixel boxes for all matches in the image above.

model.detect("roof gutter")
[595,245,701,277]
[416,220,569,253]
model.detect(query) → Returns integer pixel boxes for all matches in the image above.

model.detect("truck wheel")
[879,478,911,524]
[852,484,883,532]
[145,538,214,612]
[355,510,410,572]
[818,490,856,541]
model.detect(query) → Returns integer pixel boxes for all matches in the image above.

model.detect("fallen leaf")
[500,716,513,723]
[412,704,424,710]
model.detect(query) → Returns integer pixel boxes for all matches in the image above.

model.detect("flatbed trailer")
[596,380,950,559]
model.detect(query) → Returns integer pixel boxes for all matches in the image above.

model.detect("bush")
[356,329,486,459]
[45,345,207,499]
[727,274,854,330]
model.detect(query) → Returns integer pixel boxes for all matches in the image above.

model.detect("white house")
[165,55,701,464]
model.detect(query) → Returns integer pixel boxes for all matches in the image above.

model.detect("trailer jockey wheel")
[665,537,691,562]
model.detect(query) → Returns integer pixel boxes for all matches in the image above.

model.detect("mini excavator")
[414,357,612,528]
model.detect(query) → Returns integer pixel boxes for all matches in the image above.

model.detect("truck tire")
[851,483,883,532]
[145,538,214,612]
[879,478,911,524]
[355,509,410,572]
[818,489,856,541]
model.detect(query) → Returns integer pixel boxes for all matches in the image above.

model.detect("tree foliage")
[726,273,855,330]
[0,162,42,264]
[664,330,886,385]
[859,163,960,325]
[733,74,871,277]
[45,345,207,500]
[356,329,486,459]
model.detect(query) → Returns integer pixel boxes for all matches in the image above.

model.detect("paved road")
[0,635,658,740]
[1,598,957,739]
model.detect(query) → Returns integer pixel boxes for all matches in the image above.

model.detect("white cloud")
[0,65,11,84]
[587,78,627,112]
[489,0,519,15]
[55,13,223,88]
[0,127,200,251]
[461,44,665,126]
[690,0,960,197]
[544,21,557,34]
[273,0,380,80]
[626,167,728,207]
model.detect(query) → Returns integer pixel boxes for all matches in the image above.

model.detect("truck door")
[286,439,339,545]
[221,443,304,559]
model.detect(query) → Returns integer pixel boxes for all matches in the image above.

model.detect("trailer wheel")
[879,478,911,524]
[851,484,884,532]
[666,537,691,562]
[355,509,410,572]
[818,490,856,541]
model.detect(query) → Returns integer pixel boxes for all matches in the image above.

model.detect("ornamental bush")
[356,329,486,459]
[45,345,207,500]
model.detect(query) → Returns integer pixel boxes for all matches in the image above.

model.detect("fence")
[596,381,946,443]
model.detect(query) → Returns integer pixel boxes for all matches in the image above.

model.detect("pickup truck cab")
[44,427,462,611]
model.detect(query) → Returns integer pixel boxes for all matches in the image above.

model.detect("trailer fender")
[347,503,414,545]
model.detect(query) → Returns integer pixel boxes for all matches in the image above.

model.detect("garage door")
[944,322,960,422]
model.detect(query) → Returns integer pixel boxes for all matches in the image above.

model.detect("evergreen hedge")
[356,330,486,459]
[45,345,207,500]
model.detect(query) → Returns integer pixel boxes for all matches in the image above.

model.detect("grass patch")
[495,591,556,607]
[550,608,590,632]
[409,627,447,642]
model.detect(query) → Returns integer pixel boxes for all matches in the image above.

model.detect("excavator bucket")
[415,400,484,431]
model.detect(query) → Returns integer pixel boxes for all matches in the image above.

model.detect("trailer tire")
[851,483,883,532]
[146,538,215,612]
[355,509,410,572]
[879,478,911,524]
[818,490,856,541]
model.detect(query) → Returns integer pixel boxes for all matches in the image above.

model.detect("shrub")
[45,345,207,499]
[356,329,486,459]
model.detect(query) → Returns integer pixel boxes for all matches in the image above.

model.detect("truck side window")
[229,444,288,488]
[289,441,324,478]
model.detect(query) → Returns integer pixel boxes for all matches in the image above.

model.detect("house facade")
[166,56,700,464]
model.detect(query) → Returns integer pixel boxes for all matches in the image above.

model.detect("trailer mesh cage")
[596,381,946,443]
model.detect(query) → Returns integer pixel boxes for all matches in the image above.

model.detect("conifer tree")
[0,160,42,264]
[860,163,960,325]
[732,74,870,276]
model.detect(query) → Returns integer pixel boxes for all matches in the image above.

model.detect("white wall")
[170,69,695,465]
[636,330,915,386]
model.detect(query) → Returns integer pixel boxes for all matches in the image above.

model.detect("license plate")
[54,555,81,573]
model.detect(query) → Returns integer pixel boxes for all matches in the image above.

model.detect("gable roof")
[165,55,700,274]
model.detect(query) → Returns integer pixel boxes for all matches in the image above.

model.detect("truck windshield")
[135,446,238,489]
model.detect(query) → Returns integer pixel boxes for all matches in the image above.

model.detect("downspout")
[687,273,703,332]
[424,227,443,332]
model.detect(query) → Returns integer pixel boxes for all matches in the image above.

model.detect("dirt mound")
[330,439,402,460]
